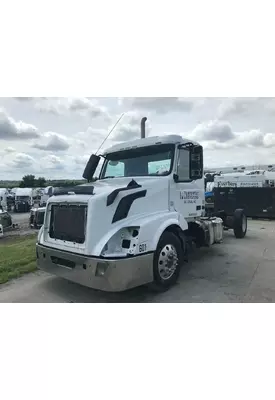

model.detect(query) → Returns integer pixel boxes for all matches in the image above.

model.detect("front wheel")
[233,209,247,238]
[149,231,184,292]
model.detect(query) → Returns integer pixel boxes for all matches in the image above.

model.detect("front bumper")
[30,223,43,229]
[36,243,154,292]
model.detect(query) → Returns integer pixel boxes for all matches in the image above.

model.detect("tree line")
[18,174,87,188]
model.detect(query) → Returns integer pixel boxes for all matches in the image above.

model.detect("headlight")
[101,226,140,257]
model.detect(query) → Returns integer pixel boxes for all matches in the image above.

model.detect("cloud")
[216,97,275,119]
[0,108,39,140]
[32,132,70,151]
[13,97,35,101]
[188,120,275,151]
[75,126,109,153]
[119,97,196,114]
[113,111,152,141]
[41,154,64,170]
[263,98,275,114]
[235,129,265,147]
[263,133,275,148]
[83,127,107,140]
[190,120,235,143]
[34,97,110,120]
[75,139,86,149]
[10,153,35,168]
[4,146,16,153]
[217,98,251,119]
[5,97,275,180]
[74,154,90,165]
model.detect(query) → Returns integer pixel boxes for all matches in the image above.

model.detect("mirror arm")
[173,173,179,182]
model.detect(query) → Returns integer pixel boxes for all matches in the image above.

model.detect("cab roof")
[103,135,200,155]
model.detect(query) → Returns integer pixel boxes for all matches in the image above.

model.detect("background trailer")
[213,174,275,219]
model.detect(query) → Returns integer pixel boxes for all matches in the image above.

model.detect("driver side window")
[177,149,190,181]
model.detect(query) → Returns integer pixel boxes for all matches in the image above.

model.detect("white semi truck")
[14,188,33,212]
[36,117,248,292]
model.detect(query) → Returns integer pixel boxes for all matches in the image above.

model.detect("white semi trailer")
[36,117,248,292]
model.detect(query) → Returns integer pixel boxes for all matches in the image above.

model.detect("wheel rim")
[158,244,178,280]
[242,215,247,231]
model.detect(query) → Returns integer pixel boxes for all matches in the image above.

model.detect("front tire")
[150,231,184,292]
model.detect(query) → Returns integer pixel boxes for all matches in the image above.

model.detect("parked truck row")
[0,186,56,212]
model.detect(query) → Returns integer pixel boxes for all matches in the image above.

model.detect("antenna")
[95,113,125,155]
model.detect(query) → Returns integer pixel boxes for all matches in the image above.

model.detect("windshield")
[100,144,175,179]
[16,196,29,201]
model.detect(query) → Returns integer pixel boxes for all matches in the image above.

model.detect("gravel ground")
[2,212,34,238]
[0,219,275,303]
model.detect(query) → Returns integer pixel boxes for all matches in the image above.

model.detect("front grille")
[49,204,87,244]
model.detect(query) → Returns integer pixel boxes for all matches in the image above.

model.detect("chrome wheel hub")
[158,244,178,280]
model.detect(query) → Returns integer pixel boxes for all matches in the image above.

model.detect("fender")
[146,213,188,250]
[93,210,188,256]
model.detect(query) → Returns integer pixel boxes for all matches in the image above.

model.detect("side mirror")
[83,154,101,180]
[189,145,203,180]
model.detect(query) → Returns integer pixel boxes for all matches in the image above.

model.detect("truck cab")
[37,124,247,292]
[14,188,33,213]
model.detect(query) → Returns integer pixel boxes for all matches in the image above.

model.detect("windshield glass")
[100,144,175,179]
[16,196,29,201]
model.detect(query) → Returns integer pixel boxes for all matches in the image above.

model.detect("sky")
[1,97,275,180]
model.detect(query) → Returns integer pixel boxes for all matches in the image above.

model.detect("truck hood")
[48,176,169,204]
[44,176,170,255]
[92,176,165,195]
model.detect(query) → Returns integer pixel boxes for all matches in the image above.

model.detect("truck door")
[170,146,204,218]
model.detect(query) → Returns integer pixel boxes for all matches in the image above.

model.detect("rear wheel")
[149,231,184,292]
[233,209,247,238]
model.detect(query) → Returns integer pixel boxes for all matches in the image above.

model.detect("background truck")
[29,206,46,229]
[0,210,12,237]
[0,210,18,238]
[213,172,275,219]
[14,188,33,213]
[39,186,55,207]
[36,117,248,292]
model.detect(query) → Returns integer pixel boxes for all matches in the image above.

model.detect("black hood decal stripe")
[106,180,141,206]
[112,190,147,223]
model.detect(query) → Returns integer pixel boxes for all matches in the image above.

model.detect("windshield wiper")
[101,176,115,179]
